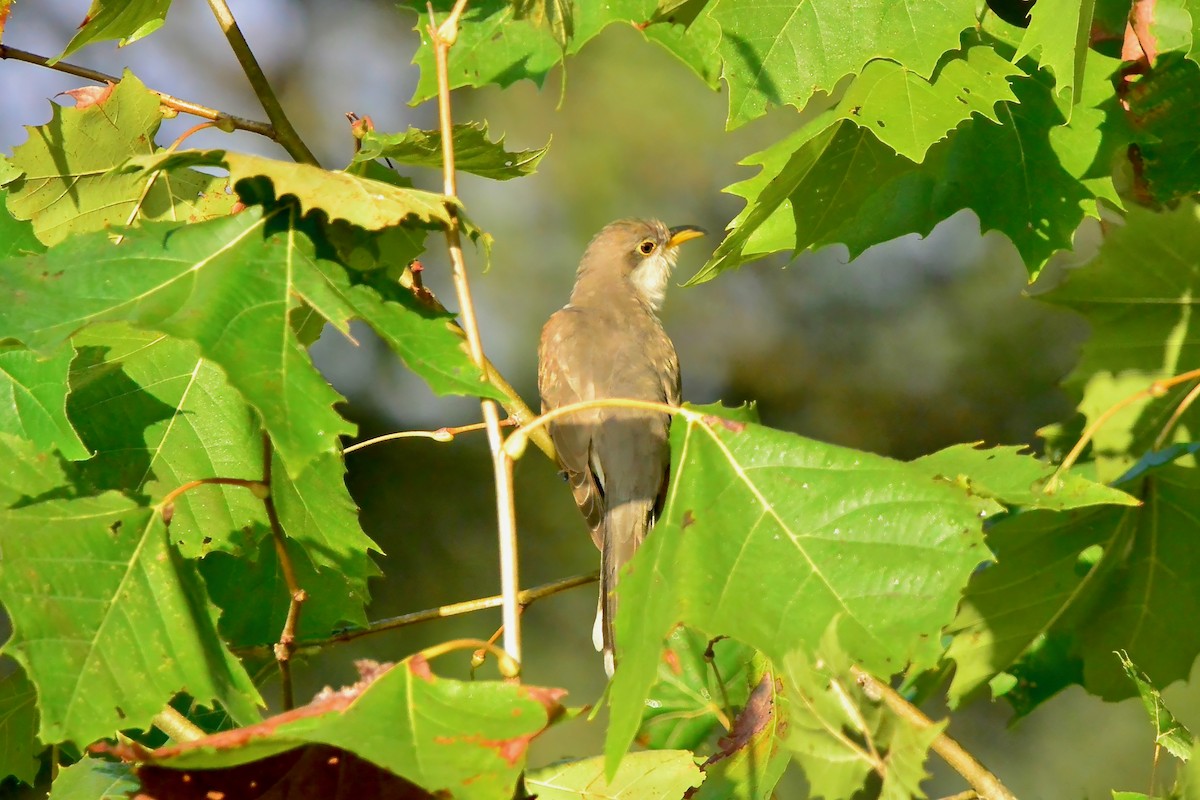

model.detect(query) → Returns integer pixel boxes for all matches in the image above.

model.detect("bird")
[537,219,706,675]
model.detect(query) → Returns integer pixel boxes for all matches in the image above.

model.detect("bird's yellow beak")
[667,225,707,248]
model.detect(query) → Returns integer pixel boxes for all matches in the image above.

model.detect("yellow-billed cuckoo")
[537,219,705,675]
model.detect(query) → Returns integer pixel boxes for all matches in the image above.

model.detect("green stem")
[204,0,319,165]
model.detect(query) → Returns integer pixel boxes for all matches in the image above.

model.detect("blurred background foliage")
[2,1,1196,796]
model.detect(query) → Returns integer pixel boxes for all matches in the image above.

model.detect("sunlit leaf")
[57,0,172,61]
[1118,651,1193,762]
[527,750,704,799]
[352,122,549,181]
[0,343,90,461]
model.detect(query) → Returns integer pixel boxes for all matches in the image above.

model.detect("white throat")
[628,246,678,312]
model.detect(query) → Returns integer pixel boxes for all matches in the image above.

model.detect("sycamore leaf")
[947,463,1200,712]
[126,149,469,236]
[0,190,42,258]
[606,410,991,772]
[0,664,40,785]
[702,0,978,128]
[1126,54,1200,203]
[0,209,355,478]
[1013,0,1096,109]
[352,123,549,181]
[693,51,1123,283]
[57,0,172,61]
[0,435,260,747]
[512,0,575,49]
[835,45,1021,163]
[1041,201,1200,482]
[527,751,704,800]
[135,658,566,800]
[912,443,1138,511]
[6,72,233,246]
[0,343,90,461]
[1118,651,1194,762]
[47,758,138,800]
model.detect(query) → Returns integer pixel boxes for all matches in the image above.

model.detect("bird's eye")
[638,240,656,255]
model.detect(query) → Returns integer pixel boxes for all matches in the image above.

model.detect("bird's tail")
[595,496,654,677]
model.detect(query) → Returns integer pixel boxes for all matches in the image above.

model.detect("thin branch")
[157,476,268,522]
[0,44,275,138]
[203,0,319,165]
[852,667,1018,800]
[343,419,513,455]
[1048,367,1200,492]
[427,0,523,672]
[233,572,598,658]
[419,637,519,678]
[506,397,686,460]
[152,707,205,743]
[1153,379,1200,449]
[261,433,305,711]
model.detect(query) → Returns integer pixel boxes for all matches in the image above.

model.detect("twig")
[152,707,205,743]
[419,637,519,678]
[426,0,523,673]
[505,397,685,460]
[1153,379,1200,449]
[261,433,305,711]
[852,667,1018,800]
[157,476,268,522]
[0,44,275,138]
[232,572,597,658]
[343,419,513,455]
[203,0,319,165]
[1047,367,1200,492]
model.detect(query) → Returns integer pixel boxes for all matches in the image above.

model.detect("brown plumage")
[537,219,704,675]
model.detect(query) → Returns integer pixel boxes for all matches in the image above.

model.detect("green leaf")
[143,658,565,800]
[407,0,657,103]
[527,750,704,799]
[6,72,232,246]
[127,149,471,237]
[0,436,260,747]
[57,0,172,61]
[606,411,991,772]
[513,0,575,49]
[47,758,138,800]
[202,525,373,645]
[1150,0,1197,62]
[691,663,788,800]
[911,443,1139,511]
[947,464,1200,712]
[641,5,722,88]
[0,664,40,785]
[703,0,978,128]
[780,630,942,800]
[835,45,1022,163]
[0,343,90,461]
[65,326,266,556]
[0,209,355,477]
[0,190,43,258]
[1041,201,1200,482]
[693,53,1121,283]
[352,123,549,181]
[1118,650,1194,762]
[1126,54,1200,203]
[1013,0,1096,108]
[639,627,753,750]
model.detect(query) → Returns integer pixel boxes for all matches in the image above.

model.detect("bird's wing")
[538,307,605,548]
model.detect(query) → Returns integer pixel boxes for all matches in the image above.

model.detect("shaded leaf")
[692,664,788,800]
[57,0,172,61]
[0,435,260,747]
[0,190,43,258]
[133,658,566,800]
[1126,54,1200,203]
[0,664,40,785]
[47,758,138,800]
[352,123,549,181]
[947,464,1200,712]
[527,750,703,799]
[639,627,753,751]
[607,411,991,771]
[6,72,232,246]
[0,343,90,461]
[1041,201,1200,482]
[0,209,355,477]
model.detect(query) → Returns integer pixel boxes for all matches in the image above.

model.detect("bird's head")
[576,219,706,311]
